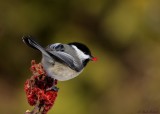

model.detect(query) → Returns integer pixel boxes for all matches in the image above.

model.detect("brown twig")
[25,101,43,114]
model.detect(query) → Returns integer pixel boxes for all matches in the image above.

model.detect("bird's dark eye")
[55,44,64,51]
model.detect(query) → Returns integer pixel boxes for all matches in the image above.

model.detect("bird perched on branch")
[22,36,97,81]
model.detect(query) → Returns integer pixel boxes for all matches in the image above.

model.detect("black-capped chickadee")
[22,36,97,81]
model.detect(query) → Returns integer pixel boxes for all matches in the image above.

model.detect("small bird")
[22,36,97,81]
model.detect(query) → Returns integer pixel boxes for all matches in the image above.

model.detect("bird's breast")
[41,59,82,81]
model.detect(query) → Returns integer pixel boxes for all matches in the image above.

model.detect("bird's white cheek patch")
[72,45,90,59]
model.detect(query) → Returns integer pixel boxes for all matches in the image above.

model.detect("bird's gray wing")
[48,51,83,72]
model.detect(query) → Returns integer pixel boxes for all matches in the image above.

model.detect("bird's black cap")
[68,42,92,56]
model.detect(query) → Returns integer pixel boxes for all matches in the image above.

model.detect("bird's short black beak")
[90,56,97,61]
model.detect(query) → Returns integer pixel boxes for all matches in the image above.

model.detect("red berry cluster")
[24,60,58,114]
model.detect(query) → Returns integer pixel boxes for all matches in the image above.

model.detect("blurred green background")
[0,0,160,114]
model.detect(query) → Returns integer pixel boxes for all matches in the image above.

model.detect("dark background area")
[0,0,160,114]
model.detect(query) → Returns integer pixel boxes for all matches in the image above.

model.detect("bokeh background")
[0,0,160,114]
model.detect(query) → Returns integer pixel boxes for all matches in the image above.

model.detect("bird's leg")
[50,86,59,92]
[46,79,59,92]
